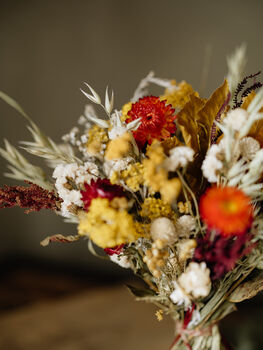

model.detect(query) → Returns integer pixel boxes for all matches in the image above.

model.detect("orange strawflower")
[125,96,176,149]
[200,186,253,236]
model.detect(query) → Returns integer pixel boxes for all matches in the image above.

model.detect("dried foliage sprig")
[233,71,262,108]
[0,91,81,165]
[0,139,52,190]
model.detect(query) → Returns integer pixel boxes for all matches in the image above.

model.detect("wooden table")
[0,286,174,350]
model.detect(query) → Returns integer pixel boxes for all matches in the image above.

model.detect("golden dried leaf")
[196,79,229,151]
[160,80,198,109]
[228,271,263,303]
[177,94,205,152]
[161,135,182,155]
[242,91,263,147]
[241,91,256,110]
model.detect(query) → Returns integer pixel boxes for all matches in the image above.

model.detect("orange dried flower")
[200,186,253,236]
[125,96,176,149]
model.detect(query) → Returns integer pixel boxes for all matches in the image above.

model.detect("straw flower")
[200,186,253,236]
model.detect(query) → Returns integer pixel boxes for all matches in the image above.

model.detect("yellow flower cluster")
[86,125,108,156]
[142,141,181,203]
[105,132,133,160]
[178,201,190,214]
[121,101,132,121]
[160,80,199,110]
[78,198,143,248]
[140,197,176,221]
[111,162,144,191]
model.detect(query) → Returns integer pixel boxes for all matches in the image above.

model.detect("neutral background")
[0,0,263,273]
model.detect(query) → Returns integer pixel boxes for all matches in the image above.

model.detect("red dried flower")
[81,178,125,210]
[125,96,176,149]
[194,231,253,280]
[104,244,125,256]
[0,181,61,213]
[200,186,253,236]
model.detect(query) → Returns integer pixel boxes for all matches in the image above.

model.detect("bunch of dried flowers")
[1,45,263,349]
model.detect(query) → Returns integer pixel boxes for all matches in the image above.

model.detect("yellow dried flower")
[155,309,164,321]
[78,198,142,248]
[140,197,176,221]
[110,170,119,185]
[178,201,190,214]
[86,125,108,155]
[105,132,133,160]
[134,221,150,238]
[142,141,181,203]
[160,178,181,204]
[120,162,144,191]
[160,81,199,109]
[121,101,132,121]
[143,141,167,193]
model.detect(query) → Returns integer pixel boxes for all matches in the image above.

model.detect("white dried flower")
[164,146,194,171]
[53,162,99,217]
[170,281,191,308]
[201,144,223,182]
[150,217,177,244]
[176,215,196,237]
[62,127,79,145]
[179,262,211,299]
[103,157,134,177]
[110,254,132,269]
[224,108,249,131]
[239,137,260,161]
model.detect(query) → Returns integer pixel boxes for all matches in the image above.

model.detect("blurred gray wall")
[0,0,263,270]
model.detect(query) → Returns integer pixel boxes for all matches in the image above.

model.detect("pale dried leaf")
[41,234,80,247]
[228,271,263,302]
[104,86,114,115]
[82,82,101,104]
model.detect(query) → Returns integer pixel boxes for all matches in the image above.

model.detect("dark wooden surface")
[0,286,173,350]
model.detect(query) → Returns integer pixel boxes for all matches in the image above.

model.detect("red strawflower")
[81,178,125,210]
[104,244,125,256]
[200,186,253,236]
[194,231,254,280]
[125,96,176,149]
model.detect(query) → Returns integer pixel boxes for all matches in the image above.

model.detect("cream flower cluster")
[170,262,211,308]
[164,146,194,171]
[224,108,249,131]
[150,217,177,244]
[150,215,196,245]
[201,144,223,183]
[53,162,99,217]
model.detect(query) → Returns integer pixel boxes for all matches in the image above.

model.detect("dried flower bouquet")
[1,45,263,349]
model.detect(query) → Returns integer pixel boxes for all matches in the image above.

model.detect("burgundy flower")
[0,181,61,213]
[194,231,254,280]
[81,178,125,210]
[104,244,125,256]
